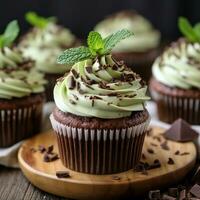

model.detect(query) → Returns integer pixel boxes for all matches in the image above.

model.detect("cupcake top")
[152,17,200,90]
[19,12,77,74]
[94,10,160,53]
[55,29,149,119]
[0,20,46,99]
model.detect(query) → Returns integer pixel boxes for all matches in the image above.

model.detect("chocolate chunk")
[149,190,161,199]
[174,150,180,155]
[43,153,59,162]
[111,175,121,180]
[190,184,200,198]
[147,148,154,154]
[167,158,174,165]
[164,118,199,142]
[179,189,186,200]
[161,141,170,151]
[38,145,46,153]
[56,171,70,178]
[46,145,54,154]
[68,76,76,89]
[162,194,176,200]
[168,188,178,197]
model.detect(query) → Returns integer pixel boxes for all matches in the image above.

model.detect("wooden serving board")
[18,126,197,200]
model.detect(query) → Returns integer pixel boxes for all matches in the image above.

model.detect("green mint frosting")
[152,39,200,89]
[54,55,149,119]
[0,47,47,99]
[94,10,160,52]
[19,23,76,74]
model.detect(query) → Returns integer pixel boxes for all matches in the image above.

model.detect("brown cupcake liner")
[0,96,44,147]
[50,114,150,174]
[151,89,200,124]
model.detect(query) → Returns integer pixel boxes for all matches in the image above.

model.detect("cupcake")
[0,20,46,147]
[94,10,161,81]
[50,29,150,174]
[150,17,200,125]
[19,12,79,101]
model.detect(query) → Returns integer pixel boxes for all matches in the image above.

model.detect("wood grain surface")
[18,126,197,200]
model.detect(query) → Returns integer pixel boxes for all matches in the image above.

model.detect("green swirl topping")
[152,39,200,89]
[19,22,76,74]
[54,55,149,118]
[0,47,46,99]
[55,29,149,118]
[94,10,160,52]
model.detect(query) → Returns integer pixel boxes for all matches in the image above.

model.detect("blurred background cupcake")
[94,10,161,81]
[150,17,200,125]
[19,12,80,101]
[50,30,150,174]
[0,20,46,147]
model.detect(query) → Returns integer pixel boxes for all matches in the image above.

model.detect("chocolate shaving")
[71,69,79,79]
[56,171,70,178]
[174,150,180,155]
[161,141,170,151]
[46,145,54,154]
[38,145,46,153]
[68,76,76,90]
[43,153,59,162]
[147,148,154,154]
[167,158,175,165]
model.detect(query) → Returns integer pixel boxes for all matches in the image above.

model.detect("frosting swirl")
[0,47,46,99]
[54,55,149,119]
[19,23,76,74]
[94,10,160,53]
[152,39,200,89]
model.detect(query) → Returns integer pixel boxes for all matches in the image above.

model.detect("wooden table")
[0,166,67,200]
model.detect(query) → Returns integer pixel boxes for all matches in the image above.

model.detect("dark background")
[0,0,200,41]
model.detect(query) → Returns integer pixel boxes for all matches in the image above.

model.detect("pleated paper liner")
[50,114,150,174]
[0,94,44,147]
[151,88,200,125]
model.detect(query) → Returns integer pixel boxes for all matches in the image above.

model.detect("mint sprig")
[57,29,133,65]
[0,20,19,48]
[25,11,57,29]
[178,17,200,43]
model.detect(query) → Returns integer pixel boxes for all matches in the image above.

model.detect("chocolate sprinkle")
[46,145,54,154]
[174,150,180,155]
[180,152,190,156]
[160,141,170,151]
[43,153,59,162]
[38,145,46,153]
[56,171,70,178]
[167,158,175,165]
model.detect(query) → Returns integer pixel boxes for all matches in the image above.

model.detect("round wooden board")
[18,126,197,200]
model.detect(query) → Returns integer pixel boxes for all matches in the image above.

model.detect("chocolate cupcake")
[50,29,150,174]
[94,10,161,81]
[19,12,80,101]
[0,20,46,147]
[150,17,200,125]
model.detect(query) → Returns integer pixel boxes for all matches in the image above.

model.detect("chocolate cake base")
[113,47,160,82]
[50,108,150,174]
[0,93,45,147]
[150,78,200,125]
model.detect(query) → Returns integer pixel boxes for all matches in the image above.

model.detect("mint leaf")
[25,12,56,29]
[103,29,134,53]
[178,17,198,42]
[3,20,19,47]
[0,20,19,48]
[57,46,92,65]
[87,31,104,55]
[194,23,200,41]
